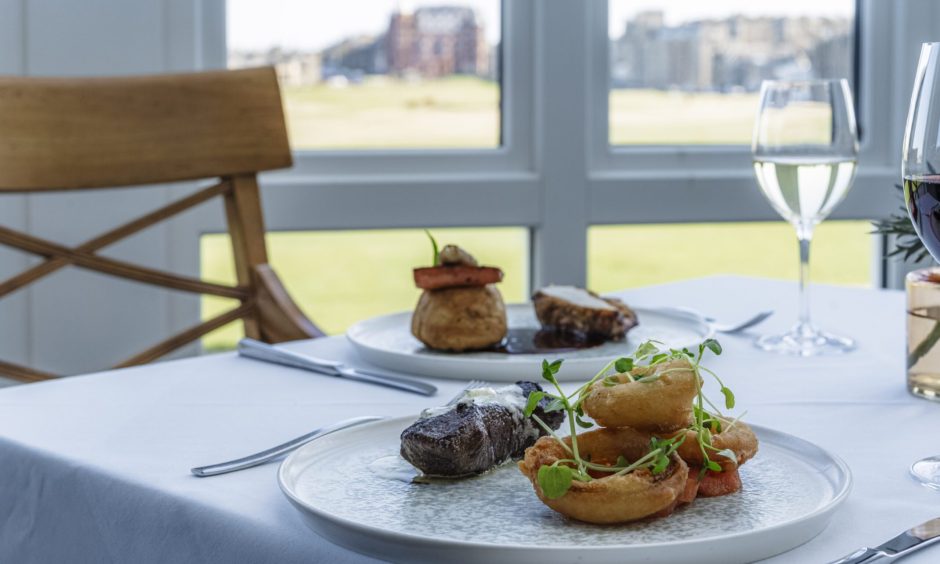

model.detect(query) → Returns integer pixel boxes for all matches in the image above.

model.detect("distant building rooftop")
[413,6,478,35]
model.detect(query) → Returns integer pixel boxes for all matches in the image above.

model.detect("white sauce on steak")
[417,384,540,443]
[538,284,616,310]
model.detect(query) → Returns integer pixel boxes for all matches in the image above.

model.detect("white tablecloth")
[1,276,935,563]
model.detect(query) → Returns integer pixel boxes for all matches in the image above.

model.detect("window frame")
[219,0,535,176]
[586,0,897,226]
[192,0,923,296]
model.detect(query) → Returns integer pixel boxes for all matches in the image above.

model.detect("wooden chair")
[0,67,324,382]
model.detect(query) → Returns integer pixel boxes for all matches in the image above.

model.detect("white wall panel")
[18,0,205,374]
[26,0,164,75]
[0,0,30,384]
[26,189,174,373]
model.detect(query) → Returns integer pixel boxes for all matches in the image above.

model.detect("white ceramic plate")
[346,304,713,382]
[279,416,851,564]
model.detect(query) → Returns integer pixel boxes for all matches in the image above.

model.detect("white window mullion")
[530,1,591,288]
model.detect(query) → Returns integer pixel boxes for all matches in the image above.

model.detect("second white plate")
[346,304,712,381]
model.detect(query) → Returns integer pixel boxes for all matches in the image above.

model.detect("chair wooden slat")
[0,359,57,383]
[0,68,324,377]
[0,68,292,191]
[0,180,230,299]
[255,264,326,342]
[0,224,248,299]
[114,301,256,369]
[224,174,271,339]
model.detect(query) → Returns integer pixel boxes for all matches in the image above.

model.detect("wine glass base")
[754,326,855,356]
[911,456,940,491]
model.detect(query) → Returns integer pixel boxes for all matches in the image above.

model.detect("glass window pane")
[227,0,502,150]
[608,1,855,145]
[201,227,528,351]
[588,221,872,292]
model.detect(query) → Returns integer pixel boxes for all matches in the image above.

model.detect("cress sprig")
[523,338,741,499]
[424,229,440,266]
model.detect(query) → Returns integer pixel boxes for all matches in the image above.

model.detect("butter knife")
[237,338,437,396]
[829,517,940,563]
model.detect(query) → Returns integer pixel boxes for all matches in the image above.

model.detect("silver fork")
[190,415,384,477]
[191,380,489,478]
[446,379,489,406]
[658,306,774,334]
[707,310,774,333]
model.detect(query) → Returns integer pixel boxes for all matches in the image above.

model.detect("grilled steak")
[533,285,639,340]
[400,381,564,477]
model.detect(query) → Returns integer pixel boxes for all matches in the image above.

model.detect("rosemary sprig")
[523,338,738,499]
[871,183,931,264]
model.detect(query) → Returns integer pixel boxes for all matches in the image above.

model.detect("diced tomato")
[695,467,742,497]
[677,472,700,504]
[413,265,503,290]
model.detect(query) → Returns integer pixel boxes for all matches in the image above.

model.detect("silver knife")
[236,338,437,397]
[829,518,940,563]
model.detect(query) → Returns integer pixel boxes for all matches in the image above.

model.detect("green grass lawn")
[201,222,871,351]
[199,78,874,350]
[282,76,500,149]
[281,77,761,149]
[609,89,760,145]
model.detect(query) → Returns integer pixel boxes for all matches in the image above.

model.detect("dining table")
[1,275,937,563]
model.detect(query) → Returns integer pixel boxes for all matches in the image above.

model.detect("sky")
[226,0,855,52]
[608,0,854,37]
[227,0,501,52]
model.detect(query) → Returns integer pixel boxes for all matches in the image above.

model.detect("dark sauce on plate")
[488,328,608,354]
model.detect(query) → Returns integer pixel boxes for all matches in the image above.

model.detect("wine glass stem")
[797,234,813,332]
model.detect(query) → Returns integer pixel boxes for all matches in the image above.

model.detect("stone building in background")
[229,48,322,86]
[386,6,489,78]
[321,35,387,80]
[230,5,492,83]
[611,10,852,92]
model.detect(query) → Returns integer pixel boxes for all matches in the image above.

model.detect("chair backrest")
[0,67,292,190]
[0,67,323,382]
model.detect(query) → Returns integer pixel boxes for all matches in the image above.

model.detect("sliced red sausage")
[413,265,504,290]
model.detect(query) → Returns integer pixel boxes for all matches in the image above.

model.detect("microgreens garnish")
[424,229,440,266]
[523,338,740,499]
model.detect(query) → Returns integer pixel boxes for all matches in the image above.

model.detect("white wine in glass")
[751,79,859,356]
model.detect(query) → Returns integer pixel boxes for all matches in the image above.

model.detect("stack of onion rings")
[581,359,699,432]
[518,427,689,524]
[519,355,759,524]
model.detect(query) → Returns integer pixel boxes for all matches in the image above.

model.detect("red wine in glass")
[904,174,940,260]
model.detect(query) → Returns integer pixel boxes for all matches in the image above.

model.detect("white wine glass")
[752,79,859,356]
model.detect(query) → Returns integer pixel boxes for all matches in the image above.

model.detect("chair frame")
[0,67,324,381]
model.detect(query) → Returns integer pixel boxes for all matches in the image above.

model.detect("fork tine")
[445,379,489,406]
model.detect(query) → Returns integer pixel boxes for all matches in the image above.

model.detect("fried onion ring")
[518,427,689,524]
[662,419,759,471]
[581,358,699,432]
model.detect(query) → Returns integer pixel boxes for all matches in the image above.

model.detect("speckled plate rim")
[345,304,714,382]
[278,416,852,564]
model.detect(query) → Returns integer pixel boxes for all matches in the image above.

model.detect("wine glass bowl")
[751,79,859,356]
[903,43,940,489]
[904,43,940,265]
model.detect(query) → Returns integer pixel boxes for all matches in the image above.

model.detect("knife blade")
[236,338,438,396]
[828,517,940,563]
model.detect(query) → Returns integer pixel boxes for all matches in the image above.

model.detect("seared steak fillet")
[400,381,564,477]
[533,285,639,340]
